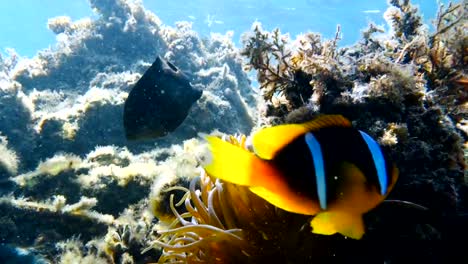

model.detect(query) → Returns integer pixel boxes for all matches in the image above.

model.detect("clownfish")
[202,115,398,239]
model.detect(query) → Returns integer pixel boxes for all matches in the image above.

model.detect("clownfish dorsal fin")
[301,114,352,131]
[252,115,352,160]
[252,123,309,160]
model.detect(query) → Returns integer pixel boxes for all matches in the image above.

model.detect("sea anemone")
[148,174,250,263]
[145,135,350,263]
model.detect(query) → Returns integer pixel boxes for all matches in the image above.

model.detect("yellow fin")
[300,114,352,131]
[310,211,365,239]
[331,162,384,214]
[204,136,276,186]
[249,186,320,215]
[252,115,351,160]
[252,124,309,159]
[203,135,256,186]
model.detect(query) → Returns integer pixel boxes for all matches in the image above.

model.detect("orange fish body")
[203,115,398,239]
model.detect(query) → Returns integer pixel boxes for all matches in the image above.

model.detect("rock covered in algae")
[0,0,258,173]
[0,0,257,262]
[147,1,467,263]
[0,0,466,263]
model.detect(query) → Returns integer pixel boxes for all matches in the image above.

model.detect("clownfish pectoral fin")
[310,211,365,240]
[203,135,274,186]
[334,162,386,213]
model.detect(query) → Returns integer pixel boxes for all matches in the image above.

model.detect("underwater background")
[0,0,448,57]
[0,0,466,263]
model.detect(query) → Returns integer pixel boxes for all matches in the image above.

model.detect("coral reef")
[241,23,345,115]
[0,195,114,224]
[240,0,466,218]
[0,0,466,263]
[0,133,19,177]
[0,0,257,172]
[146,0,467,262]
[0,0,257,259]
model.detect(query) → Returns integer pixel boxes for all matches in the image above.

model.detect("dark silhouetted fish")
[123,56,203,140]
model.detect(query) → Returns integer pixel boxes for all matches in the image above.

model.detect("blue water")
[0,244,46,264]
[0,0,447,58]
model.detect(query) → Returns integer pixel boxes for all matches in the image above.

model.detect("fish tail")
[203,135,273,186]
[310,211,365,239]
